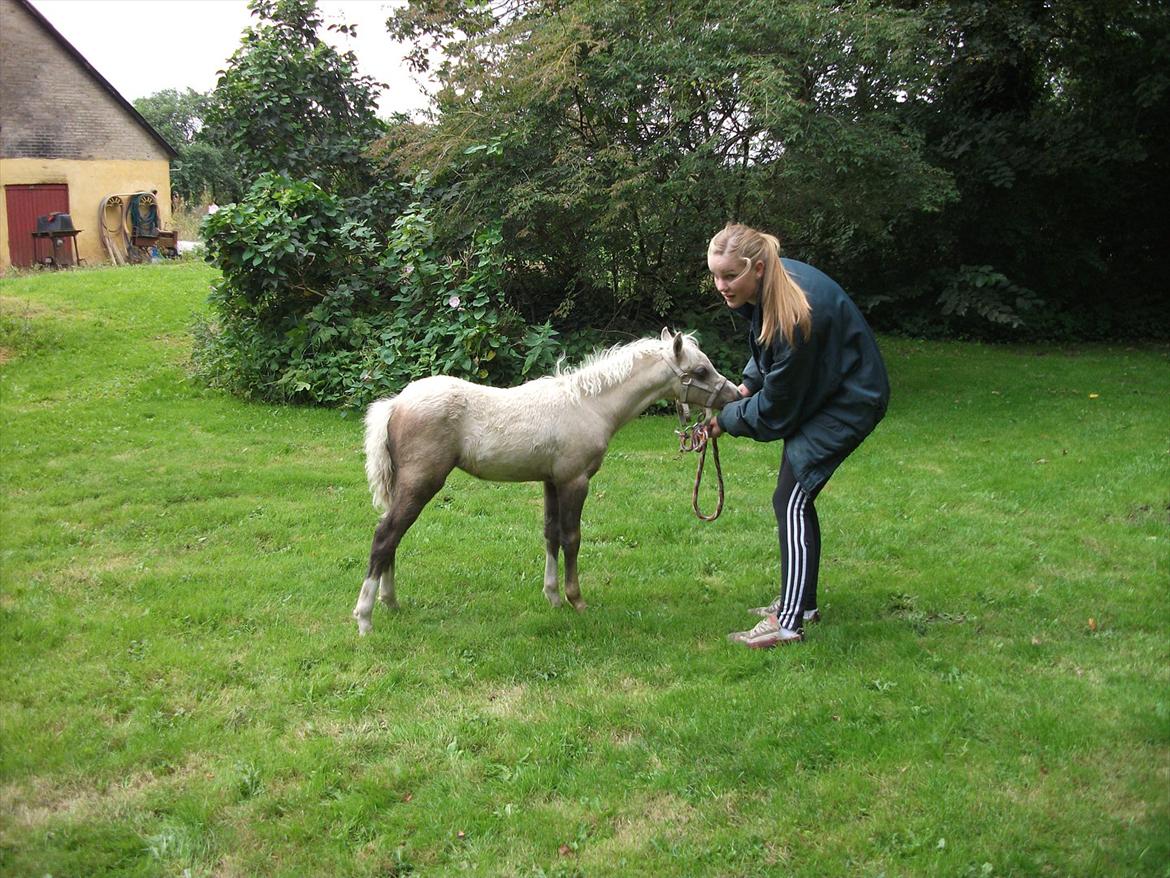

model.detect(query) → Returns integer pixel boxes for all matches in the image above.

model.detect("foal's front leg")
[542,481,563,607]
[557,475,590,611]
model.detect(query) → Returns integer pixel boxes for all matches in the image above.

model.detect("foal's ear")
[660,326,684,359]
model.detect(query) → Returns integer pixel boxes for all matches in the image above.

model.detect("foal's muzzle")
[679,374,733,411]
[661,350,736,418]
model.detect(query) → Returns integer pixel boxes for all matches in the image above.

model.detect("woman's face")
[708,251,763,309]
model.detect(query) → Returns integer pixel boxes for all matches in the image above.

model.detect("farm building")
[0,0,178,270]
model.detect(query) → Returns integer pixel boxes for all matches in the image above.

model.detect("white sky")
[27,0,434,117]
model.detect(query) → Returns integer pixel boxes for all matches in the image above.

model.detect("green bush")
[193,173,559,407]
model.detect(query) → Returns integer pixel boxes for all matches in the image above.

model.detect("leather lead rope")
[676,405,725,521]
[690,426,724,521]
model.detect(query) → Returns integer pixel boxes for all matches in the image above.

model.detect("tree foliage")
[887,0,1170,339]
[193,0,1168,412]
[194,1,558,406]
[194,173,557,406]
[386,0,1169,339]
[388,0,955,331]
[133,88,240,203]
[133,88,207,148]
[203,0,388,197]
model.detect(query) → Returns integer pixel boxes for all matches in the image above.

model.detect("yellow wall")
[1,157,172,270]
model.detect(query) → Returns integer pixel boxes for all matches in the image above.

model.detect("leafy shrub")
[193,173,560,408]
[190,0,564,408]
[936,265,1043,330]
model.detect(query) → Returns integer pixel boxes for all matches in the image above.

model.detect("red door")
[5,184,71,268]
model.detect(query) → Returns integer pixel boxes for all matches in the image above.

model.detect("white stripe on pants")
[776,480,811,632]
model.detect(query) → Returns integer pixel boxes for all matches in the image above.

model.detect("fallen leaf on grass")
[559,844,573,857]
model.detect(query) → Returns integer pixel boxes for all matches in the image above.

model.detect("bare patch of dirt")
[0,760,204,841]
[483,683,528,718]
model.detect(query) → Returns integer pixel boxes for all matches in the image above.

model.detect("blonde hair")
[708,223,811,348]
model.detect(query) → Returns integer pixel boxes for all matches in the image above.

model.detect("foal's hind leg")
[377,565,397,609]
[354,473,448,635]
[542,481,562,607]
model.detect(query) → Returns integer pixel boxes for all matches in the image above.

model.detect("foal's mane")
[552,335,680,401]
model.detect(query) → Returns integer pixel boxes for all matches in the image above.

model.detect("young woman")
[706,223,890,648]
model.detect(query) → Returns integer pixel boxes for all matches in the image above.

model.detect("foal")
[353,329,738,634]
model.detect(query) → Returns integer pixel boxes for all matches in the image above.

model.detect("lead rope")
[676,404,725,521]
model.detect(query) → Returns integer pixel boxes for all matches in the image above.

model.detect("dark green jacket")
[716,259,890,494]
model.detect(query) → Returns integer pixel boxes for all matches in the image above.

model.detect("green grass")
[1,262,1168,877]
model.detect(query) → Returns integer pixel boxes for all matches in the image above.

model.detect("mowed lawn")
[1,262,1167,877]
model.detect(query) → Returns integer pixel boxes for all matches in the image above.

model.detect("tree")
[386,0,955,330]
[170,141,242,205]
[133,88,241,203]
[133,88,207,147]
[888,0,1170,338]
[387,0,1170,339]
[195,0,558,406]
[204,0,388,197]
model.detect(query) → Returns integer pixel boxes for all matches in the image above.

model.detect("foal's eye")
[694,366,708,378]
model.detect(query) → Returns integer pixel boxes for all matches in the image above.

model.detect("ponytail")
[708,223,811,348]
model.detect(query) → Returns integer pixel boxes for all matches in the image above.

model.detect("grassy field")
[1,262,1167,877]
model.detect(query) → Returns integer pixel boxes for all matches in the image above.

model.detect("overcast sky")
[28,0,433,117]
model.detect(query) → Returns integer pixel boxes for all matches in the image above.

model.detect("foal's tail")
[364,397,397,512]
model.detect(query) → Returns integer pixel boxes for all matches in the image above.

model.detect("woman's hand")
[738,383,751,398]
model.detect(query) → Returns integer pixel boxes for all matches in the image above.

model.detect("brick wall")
[0,0,171,161]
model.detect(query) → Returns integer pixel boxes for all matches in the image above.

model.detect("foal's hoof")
[353,607,373,636]
[378,596,399,610]
[543,590,564,608]
[570,599,588,612]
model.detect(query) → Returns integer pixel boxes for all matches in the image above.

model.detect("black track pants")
[771,448,821,632]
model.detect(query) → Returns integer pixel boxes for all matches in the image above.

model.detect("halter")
[660,352,733,412]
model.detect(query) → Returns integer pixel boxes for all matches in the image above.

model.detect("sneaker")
[749,605,821,625]
[727,614,803,648]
